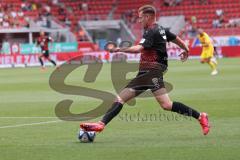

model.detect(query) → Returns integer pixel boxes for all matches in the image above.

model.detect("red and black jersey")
[37,36,53,51]
[139,24,176,70]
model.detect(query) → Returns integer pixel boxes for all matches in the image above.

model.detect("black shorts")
[42,50,49,58]
[126,68,165,93]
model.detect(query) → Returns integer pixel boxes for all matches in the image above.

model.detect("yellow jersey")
[198,32,213,49]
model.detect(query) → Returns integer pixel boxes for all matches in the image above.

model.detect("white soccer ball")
[78,129,96,143]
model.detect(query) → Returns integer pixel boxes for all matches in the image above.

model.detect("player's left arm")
[171,36,189,62]
[112,45,143,54]
[172,36,189,52]
[48,36,53,42]
[48,36,54,50]
[111,29,155,54]
[36,38,40,46]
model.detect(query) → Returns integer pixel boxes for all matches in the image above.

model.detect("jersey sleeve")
[139,31,154,49]
[165,29,177,42]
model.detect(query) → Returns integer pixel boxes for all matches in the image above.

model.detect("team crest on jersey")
[159,27,167,40]
[160,29,165,35]
[139,38,146,44]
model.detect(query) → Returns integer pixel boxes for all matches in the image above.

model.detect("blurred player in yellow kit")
[197,29,218,75]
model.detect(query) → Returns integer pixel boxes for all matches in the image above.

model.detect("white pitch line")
[0,120,62,129]
[0,117,58,119]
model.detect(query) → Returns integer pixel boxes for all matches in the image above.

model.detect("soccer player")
[80,5,210,135]
[197,29,218,75]
[37,31,57,69]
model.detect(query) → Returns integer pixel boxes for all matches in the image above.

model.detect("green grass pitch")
[0,58,240,160]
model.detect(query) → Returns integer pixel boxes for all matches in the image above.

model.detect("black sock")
[171,102,200,119]
[39,57,44,66]
[49,59,56,66]
[101,102,123,125]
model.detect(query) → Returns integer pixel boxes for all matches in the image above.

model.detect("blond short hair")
[138,5,156,15]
